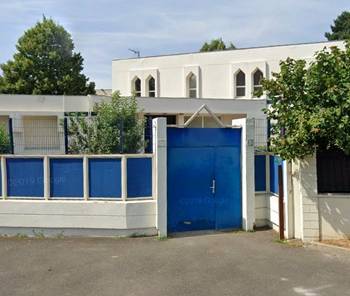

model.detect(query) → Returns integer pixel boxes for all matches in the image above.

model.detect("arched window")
[147,76,156,97]
[235,70,246,97]
[187,73,197,98]
[133,77,141,97]
[253,69,263,94]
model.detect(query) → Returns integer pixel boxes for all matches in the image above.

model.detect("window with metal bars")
[133,77,141,97]
[317,149,350,193]
[147,76,156,97]
[253,69,263,95]
[235,70,246,97]
[187,73,197,98]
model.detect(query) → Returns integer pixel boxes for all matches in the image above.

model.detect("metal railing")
[11,117,65,155]
[1,117,270,154]
[254,118,269,150]
[3,117,148,155]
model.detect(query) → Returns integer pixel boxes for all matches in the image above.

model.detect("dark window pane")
[253,70,263,86]
[317,149,350,193]
[189,74,196,89]
[148,77,155,90]
[236,87,245,97]
[134,78,141,91]
[148,76,156,97]
[134,77,141,97]
[236,70,245,86]
[189,89,197,98]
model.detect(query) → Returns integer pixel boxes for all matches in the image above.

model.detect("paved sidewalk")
[0,230,349,296]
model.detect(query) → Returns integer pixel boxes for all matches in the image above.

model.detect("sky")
[0,0,350,89]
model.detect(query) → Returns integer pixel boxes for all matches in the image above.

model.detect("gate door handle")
[210,179,216,195]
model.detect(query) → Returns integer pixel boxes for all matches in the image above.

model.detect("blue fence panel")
[127,158,152,198]
[7,158,44,198]
[50,158,83,198]
[89,158,122,198]
[255,155,266,191]
[270,155,282,194]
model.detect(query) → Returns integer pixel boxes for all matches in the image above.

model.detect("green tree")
[0,17,95,95]
[325,11,350,40]
[68,92,145,154]
[200,38,236,52]
[0,125,11,154]
[261,41,350,160]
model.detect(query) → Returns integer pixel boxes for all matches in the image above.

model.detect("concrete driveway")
[0,230,349,296]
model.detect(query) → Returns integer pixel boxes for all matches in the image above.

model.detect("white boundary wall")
[292,156,350,241]
[0,153,158,237]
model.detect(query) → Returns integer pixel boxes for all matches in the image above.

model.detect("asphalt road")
[0,230,349,296]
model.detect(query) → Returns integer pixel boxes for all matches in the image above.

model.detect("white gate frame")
[152,118,167,237]
[232,118,255,231]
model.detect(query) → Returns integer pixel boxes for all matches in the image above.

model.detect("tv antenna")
[128,48,140,58]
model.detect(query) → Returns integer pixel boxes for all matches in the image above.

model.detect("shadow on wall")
[319,197,350,239]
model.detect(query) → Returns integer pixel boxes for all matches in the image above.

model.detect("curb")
[310,241,350,252]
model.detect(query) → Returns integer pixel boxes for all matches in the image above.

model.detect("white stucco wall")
[292,157,320,241]
[0,95,98,115]
[0,200,156,229]
[319,196,350,239]
[255,193,269,227]
[0,200,157,236]
[112,41,344,99]
[0,95,266,119]
[292,156,350,241]
[255,193,284,232]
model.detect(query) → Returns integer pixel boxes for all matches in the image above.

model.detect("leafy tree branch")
[261,41,350,160]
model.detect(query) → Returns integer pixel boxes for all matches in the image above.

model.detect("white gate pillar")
[152,118,167,237]
[232,118,255,231]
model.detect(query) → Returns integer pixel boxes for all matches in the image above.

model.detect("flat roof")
[113,40,344,61]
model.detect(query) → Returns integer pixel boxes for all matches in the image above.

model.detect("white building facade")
[112,41,343,129]
[112,41,343,99]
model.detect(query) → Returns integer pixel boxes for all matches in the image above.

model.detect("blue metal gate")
[167,128,242,232]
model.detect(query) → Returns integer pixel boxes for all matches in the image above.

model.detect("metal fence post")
[121,156,127,201]
[267,119,271,151]
[8,118,14,154]
[278,164,285,240]
[64,117,69,154]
